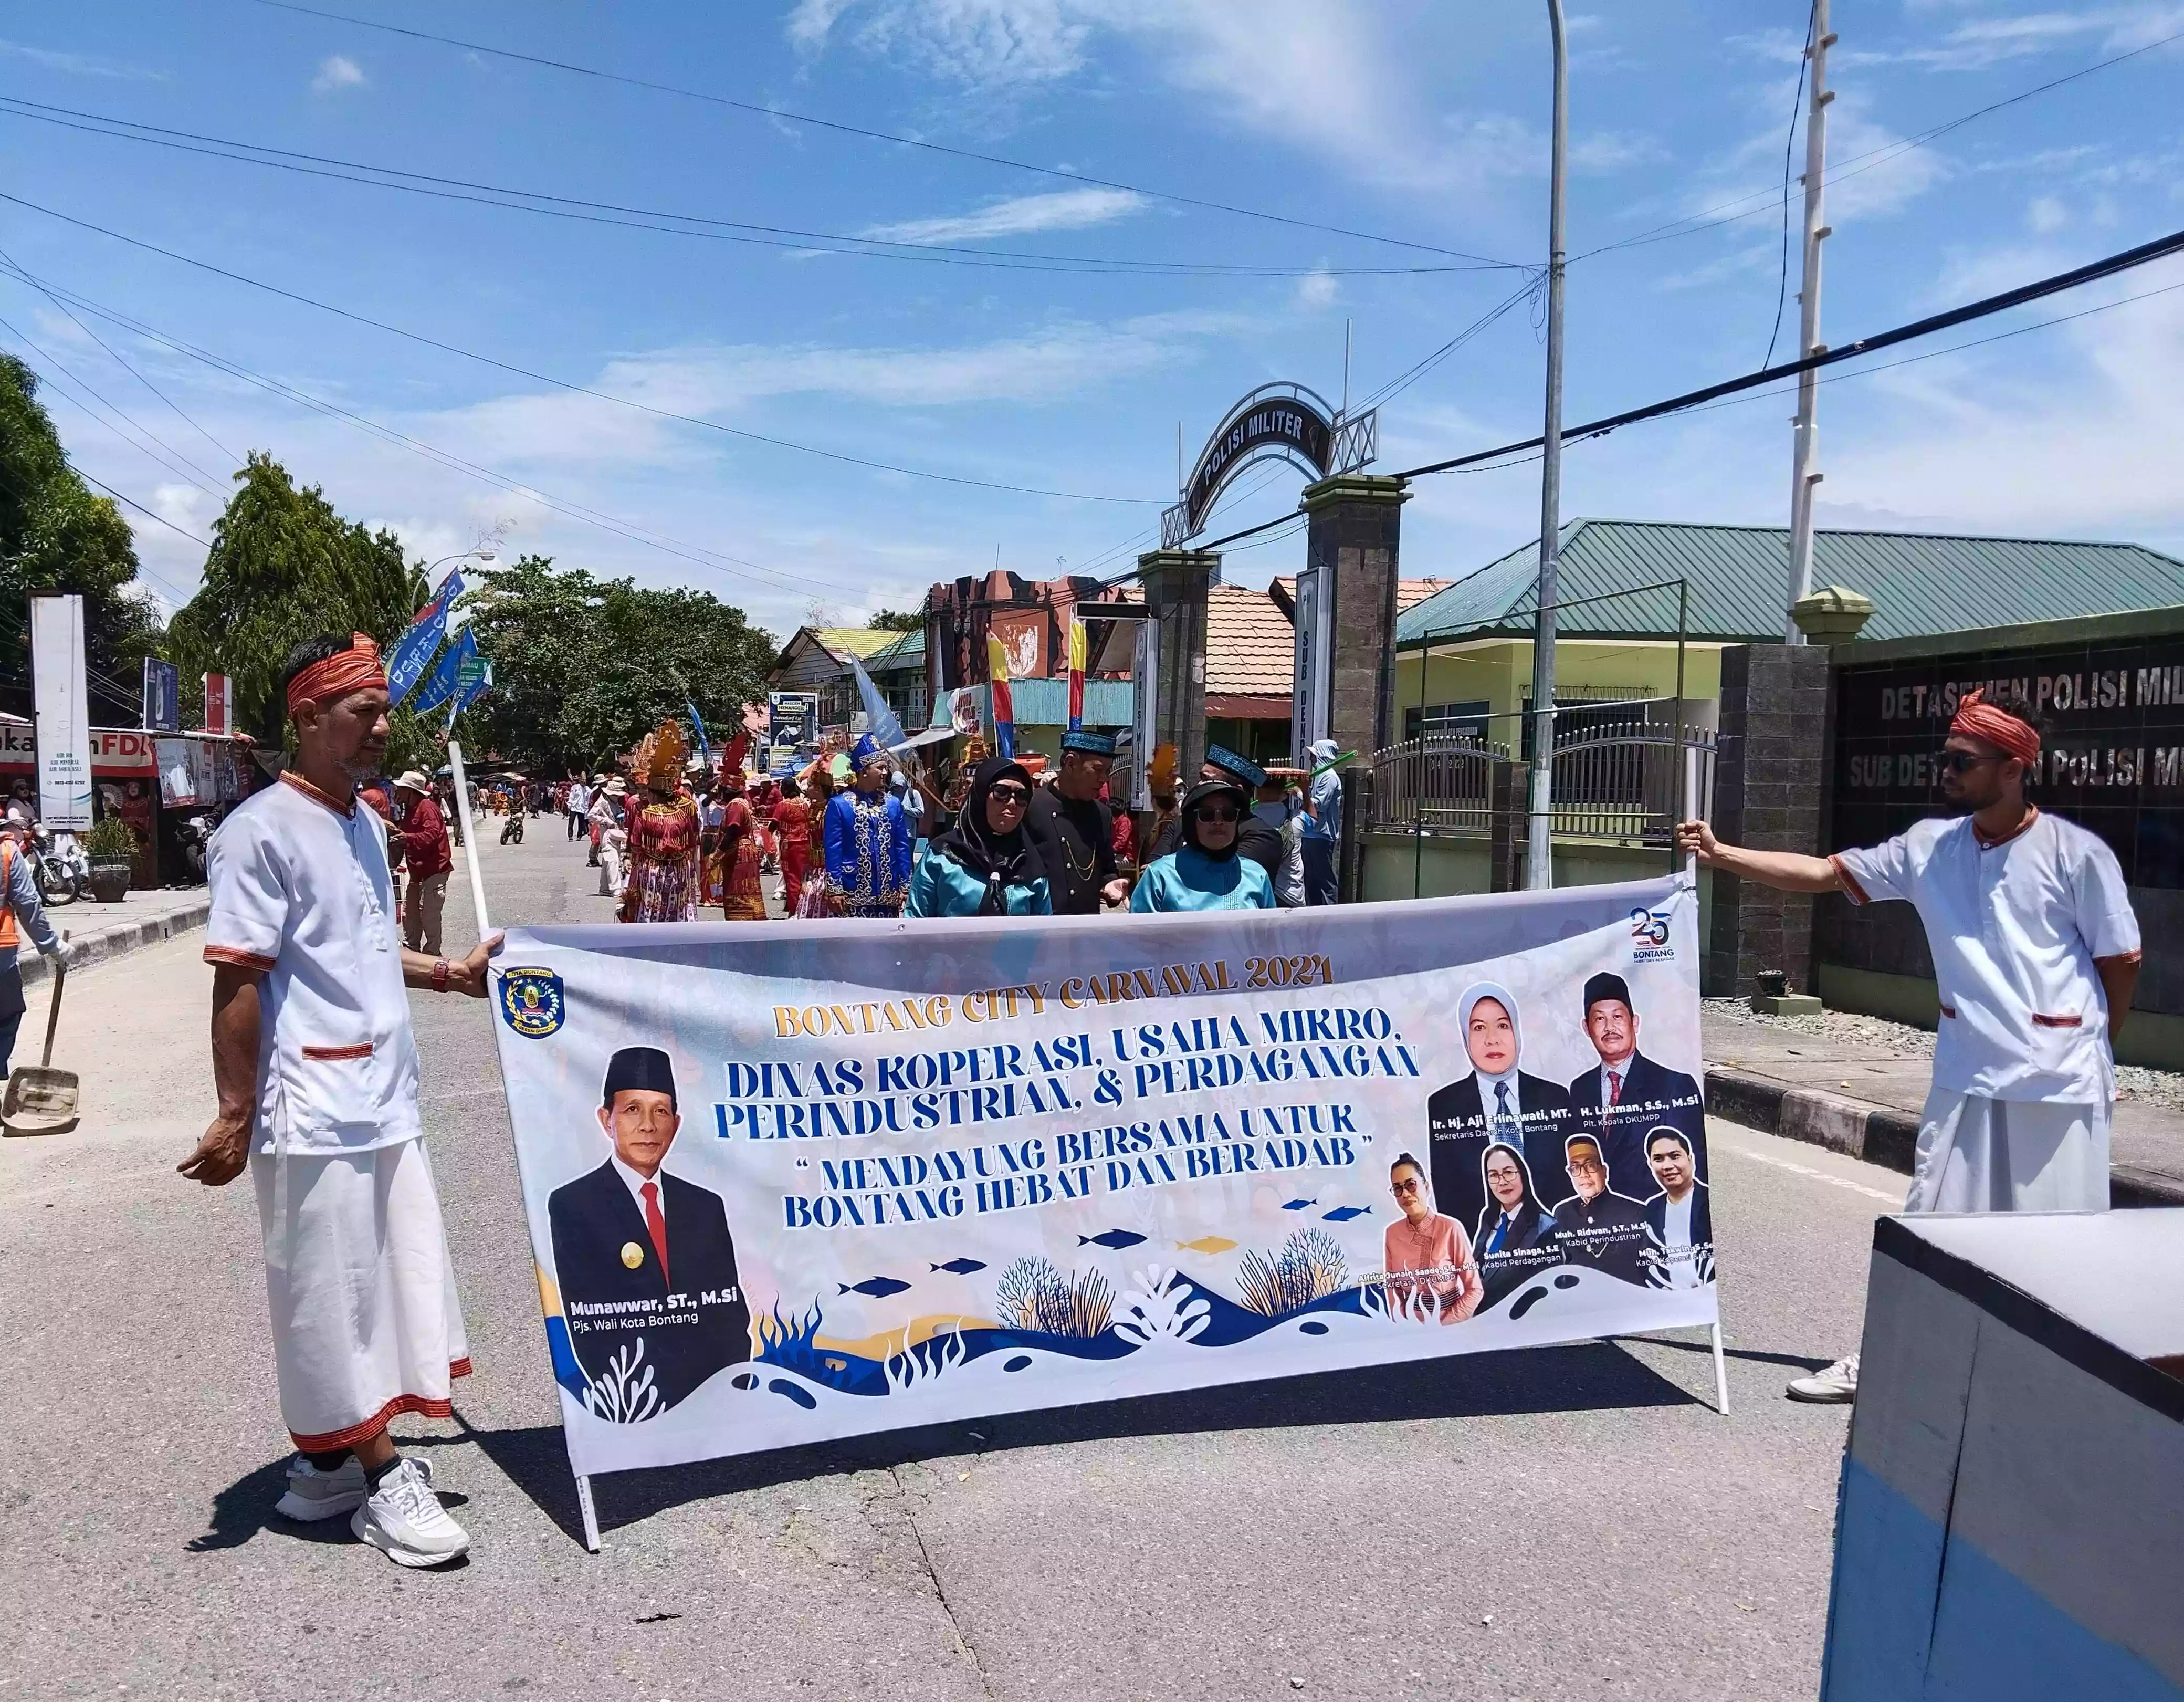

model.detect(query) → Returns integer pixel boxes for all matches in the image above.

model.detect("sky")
[2,0,2181,642]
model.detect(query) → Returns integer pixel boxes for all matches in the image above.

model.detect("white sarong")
[253,1137,471,1452]
[1905,1088,2110,1215]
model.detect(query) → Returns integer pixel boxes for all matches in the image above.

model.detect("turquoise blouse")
[904,848,1053,918]
[1129,846,1278,912]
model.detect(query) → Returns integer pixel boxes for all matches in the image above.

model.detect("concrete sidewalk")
[19,883,210,986]
[1703,1003,2184,1207]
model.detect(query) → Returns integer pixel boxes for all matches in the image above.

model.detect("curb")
[20,897,211,986]
[1704,1066,2184,1210]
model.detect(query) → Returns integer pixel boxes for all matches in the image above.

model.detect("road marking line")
[1710,1137,1904,1203]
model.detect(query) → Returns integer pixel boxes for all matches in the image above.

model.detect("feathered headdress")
[634,719,686,789]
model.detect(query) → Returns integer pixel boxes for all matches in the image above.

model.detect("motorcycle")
[26,824,81,906]
[175,812,216,883]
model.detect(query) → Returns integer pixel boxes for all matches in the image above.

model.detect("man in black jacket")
[1640,1127,1715,1289]
[1551,1134,1652,1287]
[1426,984,1575,1235]
[1027,729,1130,914]
[548,1046,751,1421]
[1566,972,1706,1204]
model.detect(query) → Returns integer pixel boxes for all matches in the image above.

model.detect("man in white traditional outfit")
[179,632,500,1568]
[1678,688,2140,1404]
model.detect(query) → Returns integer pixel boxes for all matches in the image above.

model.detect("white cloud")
[1568,130,1671,174]
[1294,266,1339,310]
[311,54,367,94]
[2027,194,2070,232]
[862,186,1147,245]
[0,39,166,79]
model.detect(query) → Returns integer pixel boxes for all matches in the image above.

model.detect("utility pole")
[1783,0,1835,641]
[1525,0,1570,890]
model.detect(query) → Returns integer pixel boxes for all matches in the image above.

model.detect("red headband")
[1949,688,2040,767]
[286,633,388,717]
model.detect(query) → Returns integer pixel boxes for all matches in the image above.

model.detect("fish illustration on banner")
[489,871,1719,1489]
[985,631,1016,760]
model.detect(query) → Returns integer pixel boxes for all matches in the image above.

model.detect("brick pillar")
[1137,549,1220,788]
[1705,643,1831,997]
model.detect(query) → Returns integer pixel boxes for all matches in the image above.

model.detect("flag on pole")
[850,655,907,751]
[412,628,477,717]
[201,671,233,736]
[985,632,1015,760]
[445,655,492,733]
[686,699,712,768]
[387,569,465,708]
[1066,618,1087,734]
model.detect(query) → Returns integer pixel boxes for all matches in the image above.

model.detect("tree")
[0,354,164,724]
[867,608,923,632]
[167,454,426,740]
[458,556,776,772]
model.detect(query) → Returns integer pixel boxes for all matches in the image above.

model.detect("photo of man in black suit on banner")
[548,1046,752,1423]
[1566,972,1706,1204]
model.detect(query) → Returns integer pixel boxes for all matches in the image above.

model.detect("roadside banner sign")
[142,658,181,733]
[412,629,477,718]
[202,672,234,737]
[490,873,1719,1497]
[388,568,465,708]
[30,594,92,829]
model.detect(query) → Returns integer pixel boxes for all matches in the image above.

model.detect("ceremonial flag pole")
[1682,737,1729,1417]
[986,632,1016,759]
[1066,618,1087,735]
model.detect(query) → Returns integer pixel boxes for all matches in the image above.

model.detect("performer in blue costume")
[1131,778,1277,913]
[821,734,913,917]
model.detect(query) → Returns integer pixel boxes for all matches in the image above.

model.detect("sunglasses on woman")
[1194,805,1240,823]
[988,784,1030,806]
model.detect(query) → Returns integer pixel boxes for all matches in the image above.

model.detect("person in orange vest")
[0,831,73,1079]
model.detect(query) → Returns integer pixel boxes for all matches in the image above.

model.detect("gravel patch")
[1703,998,2184,1111]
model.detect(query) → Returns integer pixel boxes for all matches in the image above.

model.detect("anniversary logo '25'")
[500,967,566,1038]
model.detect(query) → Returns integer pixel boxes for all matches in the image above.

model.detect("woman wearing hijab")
[1422,982,1574,1239]
[1470,1141,1561,1309]
[905,758,1052,918]
[1129,778,1277,913]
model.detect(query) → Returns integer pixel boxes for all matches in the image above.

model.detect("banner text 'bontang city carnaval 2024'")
[489,875,1718,1480]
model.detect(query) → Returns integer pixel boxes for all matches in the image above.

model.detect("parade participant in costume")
[1679,687,2139,1404]
[1130,778,1277,912]
[565,775,590,841]
[906,757,1052,918]
[1381,1152,1483,1323]
[695,784,726,910]
[715,740,768,923]
[772,775,813,912]
[183,631,499,1569]
[821,735,913,918]
[618,725,701,924]
[1027,729,1129,914]
[585,775,615,868]
[596,779,628,899]
[391,770,450,957]
[1143,746,1285,887]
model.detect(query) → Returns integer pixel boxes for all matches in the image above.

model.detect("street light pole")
[1783,0,1834,640]
[1524,0,1570,891]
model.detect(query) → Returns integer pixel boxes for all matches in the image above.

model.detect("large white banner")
[490,874,1716,1482]
[30,594,91,830]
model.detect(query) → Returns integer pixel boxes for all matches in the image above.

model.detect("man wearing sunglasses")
[1677,688,2140,1405]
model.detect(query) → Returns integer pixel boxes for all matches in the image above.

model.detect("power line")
[0,259,890,602]
[0,309,228,496]
[0,96,1507,281]
[246,0,1520,268]
[1576,24,2184,263]
[1763,2,1816,370]
[1351,275,1541,414]
[1393,224,2184,480]
[0,187,1166,508]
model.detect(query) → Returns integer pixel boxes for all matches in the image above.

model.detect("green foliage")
[0,354,165,721]
[80,813,141,861]
[166,453,426,742]
[457,555,776,772]
[866,608,923,632]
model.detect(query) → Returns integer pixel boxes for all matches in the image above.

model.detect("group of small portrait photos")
[1389,973,1713,1315]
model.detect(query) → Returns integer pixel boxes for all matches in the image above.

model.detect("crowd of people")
[552,719,1350,924]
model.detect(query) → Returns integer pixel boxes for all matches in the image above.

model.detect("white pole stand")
[445,740,495,941]
[576,1474,602,1554]
[1710,1322,1730,1416]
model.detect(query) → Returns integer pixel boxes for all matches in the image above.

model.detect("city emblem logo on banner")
[1629,906,1675,962]
[500,967,566,1038]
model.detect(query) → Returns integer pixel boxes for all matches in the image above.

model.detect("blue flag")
[850,655,906,751]
[686,699,711,767]
[445,655,492,733]
[411,627,476,717]
[387,569,465,708]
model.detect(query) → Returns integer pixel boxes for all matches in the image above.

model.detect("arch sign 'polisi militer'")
[488,875,1719,1500]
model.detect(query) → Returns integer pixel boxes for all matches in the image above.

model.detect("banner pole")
[1711,1323,1730,1416]
[447,739,494,937]
[575,1473,602,1553]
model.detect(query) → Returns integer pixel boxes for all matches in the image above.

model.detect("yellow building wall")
[1392,638,1726,743]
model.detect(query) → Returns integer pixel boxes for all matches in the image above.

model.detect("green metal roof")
[1396,519,2184,648]
[865,628,926,671]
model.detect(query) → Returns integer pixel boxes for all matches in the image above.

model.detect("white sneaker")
[277,1453,432,1521]
[1787,1353,1859,1403]
[350,1458,469,1568]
